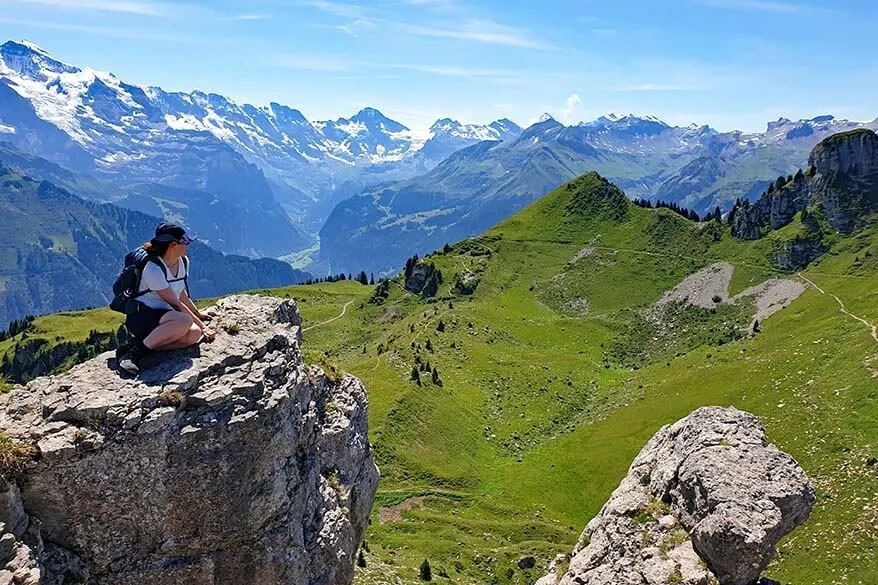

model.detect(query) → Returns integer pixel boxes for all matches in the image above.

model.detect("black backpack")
[110,247,190,314]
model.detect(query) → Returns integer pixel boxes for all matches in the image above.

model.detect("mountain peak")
[3,40,49,55]
[430,118,461,131]
[269,102,308,124]
[350,107,408,132]
[0,40,80,80]
[538,113,556,123]
[591,113,669,128]
[352,107,388,122]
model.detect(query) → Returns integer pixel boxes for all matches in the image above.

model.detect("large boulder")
[537,407,815,585]
[0,295,379,585]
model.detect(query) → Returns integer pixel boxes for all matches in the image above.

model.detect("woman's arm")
[156,288,214,341]
[179,289,212,321]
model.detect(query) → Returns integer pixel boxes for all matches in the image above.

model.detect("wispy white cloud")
[694,0,832,15]
[304,0,369,20]
[301,1,553,49]
[333,18,375,37]
[0,16,258,46]
[562,93,581,122]
[234,14,271,21]
[606,83,706,92]
[7,0,169,16]
[329,73,402,80]
[394,0,460,10]
[398,18,556,50]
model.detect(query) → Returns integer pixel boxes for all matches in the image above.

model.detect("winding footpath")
[797,273,878,343]
[302,300,355,333]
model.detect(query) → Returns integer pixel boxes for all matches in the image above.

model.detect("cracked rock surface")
[0,294,379,585]
[536,407,815,585]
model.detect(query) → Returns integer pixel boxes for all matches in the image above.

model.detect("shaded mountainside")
[5,171,878,584]
[319,117,878,275]
[0,163,309,328]
[0,141,312,257]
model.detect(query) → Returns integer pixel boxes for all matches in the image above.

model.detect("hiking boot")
[115,342,131,361]
[117,342,150,376]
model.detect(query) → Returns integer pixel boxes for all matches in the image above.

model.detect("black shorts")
[125,305,170,340]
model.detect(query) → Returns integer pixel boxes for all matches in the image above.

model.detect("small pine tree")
[753,319,761,334]
[357,550,366,568]
[411,366,421,383]
[419,559,432,581]
[425,339,433,351]
[437,320,445,332]
[432,368,442,387]
[369,273,375,285]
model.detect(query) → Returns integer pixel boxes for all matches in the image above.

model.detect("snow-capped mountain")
[419,117,523,160]
[0,40,522,232]
[319,112,878,275]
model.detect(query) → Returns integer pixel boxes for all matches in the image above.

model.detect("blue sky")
[0,0,874,132]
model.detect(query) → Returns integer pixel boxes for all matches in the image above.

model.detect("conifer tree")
[419,559,432,581]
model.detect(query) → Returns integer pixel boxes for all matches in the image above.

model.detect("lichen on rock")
[537,406,815,585]
[0,295,379,585]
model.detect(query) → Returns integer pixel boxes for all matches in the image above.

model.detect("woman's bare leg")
[153,324,202,351]
[143,312,192,350]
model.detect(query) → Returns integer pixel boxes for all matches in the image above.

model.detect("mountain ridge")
[320,118,878,274]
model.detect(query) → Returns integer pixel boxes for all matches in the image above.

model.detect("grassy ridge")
[3,173,876,584]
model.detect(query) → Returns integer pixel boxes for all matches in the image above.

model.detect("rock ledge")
[0,294,379,585]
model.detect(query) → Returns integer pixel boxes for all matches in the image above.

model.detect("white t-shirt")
[138,256,187,311]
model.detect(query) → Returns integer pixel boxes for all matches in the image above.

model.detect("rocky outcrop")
[732,128,878,241]
[537,407,815,585]
[404,262,442,297]
[0,295,380,585]
[770,236,827,270]
[807,128,878,232]
[729,174,810,240]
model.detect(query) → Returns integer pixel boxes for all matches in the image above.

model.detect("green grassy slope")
[5,172,876,584]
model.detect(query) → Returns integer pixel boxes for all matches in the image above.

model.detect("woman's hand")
[197,309,217,322]
[200,326,216,343]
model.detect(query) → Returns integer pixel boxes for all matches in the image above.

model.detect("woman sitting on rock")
[118,223,215,375]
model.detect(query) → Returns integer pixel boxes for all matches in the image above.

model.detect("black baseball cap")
[153,222,195,245]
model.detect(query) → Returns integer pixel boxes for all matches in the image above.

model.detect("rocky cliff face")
[732,128,878,240]
[536,407,815,585]
[0,295,380,585]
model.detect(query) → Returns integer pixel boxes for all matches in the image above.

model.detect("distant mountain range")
[0,40,521,236]
[320,113,878,274]
[2,39,877,278]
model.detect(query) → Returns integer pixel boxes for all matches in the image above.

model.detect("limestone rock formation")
[404,262,442,297]
[0,295,380,585]
[537,407,815,585]
[731,128,878,242]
